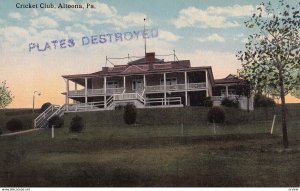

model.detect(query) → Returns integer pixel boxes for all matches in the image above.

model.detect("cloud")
[31,9,39,17]
[172,5,255,29]
[0,26,29,46]
[30,16,59,29]
[8,12,22,20]
[206,5,254,17]
[158,30,182,42]
[45,8,74,21]
[197,33,225,42]
[87,12,152,29]
[173,7,239,28]
[90,1,117,17]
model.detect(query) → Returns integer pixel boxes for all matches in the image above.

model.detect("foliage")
[48,115,64,128]
[123,103,137,125]
[115,105,124,110]
[237,0,300,93]
[221,98,239,108]
[236,0,300,148]
[70,115,84,132]
[207,106,225,123]
[203,97,213,107]
[0,127,2,135]
[291,85,300,99]
[40,102,52,113]
[254,94,275,107]
[0,81,13,109]
[6,118,23,131]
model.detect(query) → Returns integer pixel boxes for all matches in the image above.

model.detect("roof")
[215,74,243,85]
[62,53,215,86]
[127,57,164,65]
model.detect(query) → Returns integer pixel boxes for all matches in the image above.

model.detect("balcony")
[67,88,124,97]
[145,82,206,93]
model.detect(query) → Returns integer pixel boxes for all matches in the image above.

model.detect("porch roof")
[62,64,215,86]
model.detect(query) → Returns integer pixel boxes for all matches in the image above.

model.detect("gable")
[121,65,148,74]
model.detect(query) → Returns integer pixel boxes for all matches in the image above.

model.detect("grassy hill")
[0,104,299,186]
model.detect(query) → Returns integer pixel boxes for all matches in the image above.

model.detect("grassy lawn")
[0,105,299,187]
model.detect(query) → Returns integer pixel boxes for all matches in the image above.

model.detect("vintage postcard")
[0,0,299,189]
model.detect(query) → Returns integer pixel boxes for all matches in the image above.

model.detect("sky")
[0,0,299,108]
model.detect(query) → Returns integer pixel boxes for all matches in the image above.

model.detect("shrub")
[123,103,137,124]
[0,128,2,135]
[221,97,239,108]
[254,94,275,107]
[207,106,225,123]
[204,97,213,107]
[48,115,64,128]
[70,115,84,132]
[6,118,23,131]
[115,105,124,110]
[40,102,52,113]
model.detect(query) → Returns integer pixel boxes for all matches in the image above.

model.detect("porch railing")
[68,88,124,97]
[211,95,239,101]
[68,101,105,111]
[145,82,206,92]
[146,97,182,106]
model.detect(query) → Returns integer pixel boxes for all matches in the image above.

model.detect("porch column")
[104,77,107,109]
[74,83,77,104]
[164,73,167,105]
[225,85,229,97]
[205,70,209,97]
[123,76,126,92]
[65,79,69,111]
[84,77,88,104]
[143,74,146,105]
[184,72,188,106]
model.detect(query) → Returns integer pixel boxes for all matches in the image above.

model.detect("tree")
[0,81,13,108]
[237,0,300,148]
[40,102,52,113]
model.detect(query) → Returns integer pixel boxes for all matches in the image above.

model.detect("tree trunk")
[279,65,289,148]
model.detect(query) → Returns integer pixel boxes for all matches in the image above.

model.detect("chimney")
[102,67,109,73]
[145,52,155,63]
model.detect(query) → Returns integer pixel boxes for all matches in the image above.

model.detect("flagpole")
[144,18,146,56]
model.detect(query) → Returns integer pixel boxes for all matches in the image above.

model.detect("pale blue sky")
[1,0,299,107]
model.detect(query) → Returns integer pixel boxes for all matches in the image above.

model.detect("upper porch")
[63,70,213,97]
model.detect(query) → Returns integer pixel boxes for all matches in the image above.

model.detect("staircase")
[106,93,145,109]
[34,104,66,128]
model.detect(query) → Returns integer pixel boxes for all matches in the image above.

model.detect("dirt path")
[0,128,41,137]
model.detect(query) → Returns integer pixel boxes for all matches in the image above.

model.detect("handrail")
[34,105,55,128]
[47,104,66,120]
[106,96,114,108]
[137,93,145,104]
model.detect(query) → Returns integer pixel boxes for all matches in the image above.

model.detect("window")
[160,77,177,85]
[107,81,119,88]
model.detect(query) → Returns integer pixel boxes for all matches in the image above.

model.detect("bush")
[207,106,225,123]
[221,97,239,108]
[204,97,213,107]
[0,128,2,135]
[254,94,275,107]
[123,103,137,124]
[48,115,64,128]
[70,115,84,132]
[40,102,52,113]
[6,118,23,131]
[115,105,124,110]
